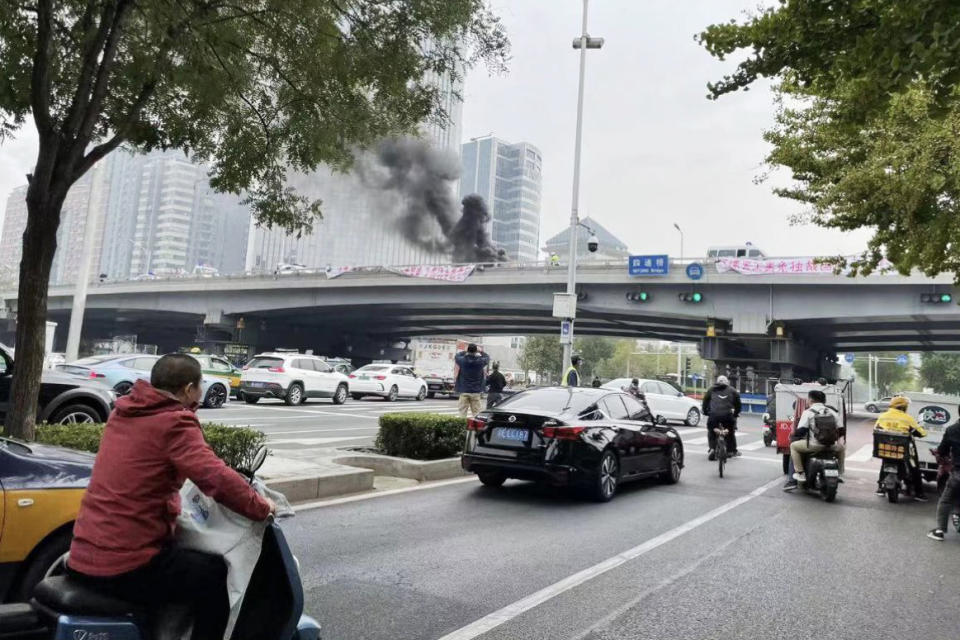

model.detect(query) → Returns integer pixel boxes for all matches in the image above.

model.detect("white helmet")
[716,375,730,385]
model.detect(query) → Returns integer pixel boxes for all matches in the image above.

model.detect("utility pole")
[561,0,604,373]
[65,163,107,361]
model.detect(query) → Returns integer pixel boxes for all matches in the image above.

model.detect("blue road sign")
[629,255,669,276]
[686,263,704,280]
[897,354,909,366]
[844,353,855,364]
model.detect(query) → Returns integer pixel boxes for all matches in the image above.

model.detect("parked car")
[187,352,243,398]
[0,437,92,603]
[57,354,231,409]
[240,353,349,405]
[865,397,893,413]
[349,364,428,401]
[461,386,682,502]
[602,377,701,426]
[0,347,113,425]
[422,373,457,399]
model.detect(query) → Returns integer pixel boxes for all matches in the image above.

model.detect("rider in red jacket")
[69,354,274,640]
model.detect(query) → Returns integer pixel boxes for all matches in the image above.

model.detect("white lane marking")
[848,444,874,462]
[739,439,767,451]
[685,436,709,445]
[435,477,783,640]
[268,436,372,445]
[263,426,380,435]
[295,476,479,511]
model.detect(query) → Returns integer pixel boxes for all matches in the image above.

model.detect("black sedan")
[461,387,684,501]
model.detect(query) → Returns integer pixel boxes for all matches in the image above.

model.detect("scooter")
[762,412,776,447]
[0,447,321,640]
[798,448,842,502]
[874,430,918,504]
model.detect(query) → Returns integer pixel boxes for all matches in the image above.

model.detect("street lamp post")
[562,0,604,372]
[673,222,683,264]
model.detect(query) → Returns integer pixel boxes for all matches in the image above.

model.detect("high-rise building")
[460,136,542,262]
[245,71,464,272]
[0,186,28,286]
[542,216,630,262]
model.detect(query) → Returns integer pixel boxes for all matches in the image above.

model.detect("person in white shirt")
[784,389,845,490]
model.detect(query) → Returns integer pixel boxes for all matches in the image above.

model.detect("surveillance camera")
[587,234,599,253]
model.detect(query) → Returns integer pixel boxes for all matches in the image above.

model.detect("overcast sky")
[461,0,874,258]
[0,1,873,259]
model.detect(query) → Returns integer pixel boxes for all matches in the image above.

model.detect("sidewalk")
[260,445,465,503]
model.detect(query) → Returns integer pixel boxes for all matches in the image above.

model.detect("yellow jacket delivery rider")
[874,396,927,500]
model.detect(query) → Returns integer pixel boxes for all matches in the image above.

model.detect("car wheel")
[332,384,348,405]
[244,395,260,404]
[113,381,133,396]
[351,393,364,401]
[478,471,506,487]
[51,404,101,425]
[416,386,427,401]
[659,443,683,484]
[386,385,398,402]
[592,450,620,502]
[203,384,227,409]
[11,530,72,601]
[763,430,775,447]
[866,404,877,413]
[684,408,701,427]
[285,383,304,406]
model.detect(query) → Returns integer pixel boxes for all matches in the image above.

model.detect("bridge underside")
[789,317,960,352]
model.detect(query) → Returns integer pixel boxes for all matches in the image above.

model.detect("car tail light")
[374,375,387,380]
[268,366,285,373]
[349,374,356,378]
[88,371,105,379]
[542,426,586,440]
[467,417,488,431]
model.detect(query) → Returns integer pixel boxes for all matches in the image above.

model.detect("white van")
[706,243,766,259]
[900,392,959,484]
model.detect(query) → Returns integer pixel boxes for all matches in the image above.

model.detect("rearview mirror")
[248,446,268,474]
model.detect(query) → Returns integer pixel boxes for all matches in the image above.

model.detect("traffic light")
[685,357,692,371]
[678,292,703,303]
[921,293,953,304]
[626,291,651,302]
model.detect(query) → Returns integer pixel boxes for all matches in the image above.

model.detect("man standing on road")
[702,375,741,460]
[929,419,960,540]
[485,362,507,408]
[456,343,489,417]
[562,355,583,387]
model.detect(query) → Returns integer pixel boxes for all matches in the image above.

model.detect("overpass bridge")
[7,260,960,378]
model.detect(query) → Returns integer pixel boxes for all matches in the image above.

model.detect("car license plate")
[360,375,369,380]
[824,469,839,477]
[495,427,528,442]
[249,381,265,388]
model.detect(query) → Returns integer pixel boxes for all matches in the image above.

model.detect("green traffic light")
[692,292,702,303]
[942,293,953,303]
[639,292,648,301]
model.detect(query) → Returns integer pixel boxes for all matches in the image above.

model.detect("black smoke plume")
[361,137,507,263]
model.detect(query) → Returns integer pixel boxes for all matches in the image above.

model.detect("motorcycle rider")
[702,375,741,460]
[929,418,960,540]
[874,395,927,501]
[783,389,845,490]
[67,354,276,640]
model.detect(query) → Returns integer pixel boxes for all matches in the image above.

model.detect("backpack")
[811,408,839,445]
[708,387,735,416]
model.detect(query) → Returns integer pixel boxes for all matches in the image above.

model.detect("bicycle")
[714,425,729,478]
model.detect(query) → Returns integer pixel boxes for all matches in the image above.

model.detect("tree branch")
[76,0,135,143]
[72,79,156,180]
[30,0,53,135]
[63,0,118,140]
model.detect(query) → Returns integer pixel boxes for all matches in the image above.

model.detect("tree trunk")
[4,187,62,440]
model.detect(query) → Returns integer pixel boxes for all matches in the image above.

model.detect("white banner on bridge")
[716,257,838,275]
[325,265,354,278]
[387,264,476,282]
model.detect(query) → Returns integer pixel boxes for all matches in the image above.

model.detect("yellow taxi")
[0,437,92,602]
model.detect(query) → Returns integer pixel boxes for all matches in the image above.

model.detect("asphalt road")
[262,414,960,640]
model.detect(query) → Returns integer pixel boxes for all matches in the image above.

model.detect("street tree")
[0,0,507,440]
[519,335,562,383]
[920,352,960,395]
[573,336,615,380]
[853,353,914,397]
[699,1,960,281]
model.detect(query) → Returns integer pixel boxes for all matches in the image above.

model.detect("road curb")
[334,452,467,482]
[266,466,374,502]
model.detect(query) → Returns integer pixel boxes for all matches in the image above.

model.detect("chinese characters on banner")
[324,266,354,278]
[715,257,835,275]
[388,264,476,282]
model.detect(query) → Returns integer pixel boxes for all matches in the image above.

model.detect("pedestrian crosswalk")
[847,443,874,462]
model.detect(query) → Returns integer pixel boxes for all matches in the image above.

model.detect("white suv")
[240,353,349,405]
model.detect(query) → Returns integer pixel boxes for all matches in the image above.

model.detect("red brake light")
[88,371,105,379]
[349,374,356,378]
[374,375,387,380]
[542,426,586,440]
[467,417,488,431]
[268,366,285,373]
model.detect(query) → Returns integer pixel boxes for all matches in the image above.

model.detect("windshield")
[357,365,389,372]
[248,357,284,369]
[495,388,600,415]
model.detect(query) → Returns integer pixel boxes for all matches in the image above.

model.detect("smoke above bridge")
[360,137,504,264]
